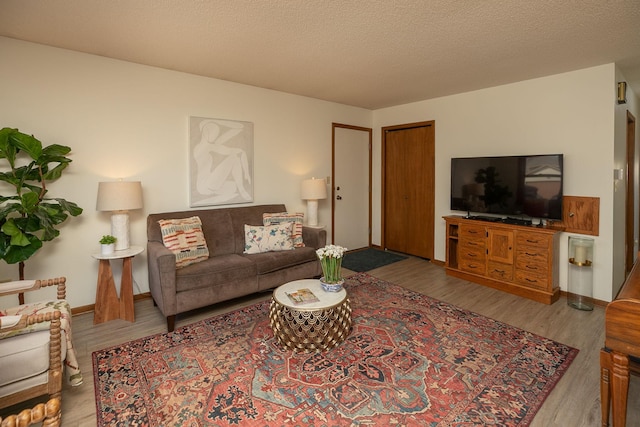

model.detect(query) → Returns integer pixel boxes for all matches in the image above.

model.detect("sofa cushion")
[243,246,318,274]
[243,223,294,254]
[263,212,305,247]
[175,254,256,293]
[158,216,209,268]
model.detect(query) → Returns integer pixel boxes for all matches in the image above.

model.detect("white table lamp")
[301,178,327,226]
[96,181,143,251]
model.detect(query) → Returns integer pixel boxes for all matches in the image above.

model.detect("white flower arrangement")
[316,244,347,284]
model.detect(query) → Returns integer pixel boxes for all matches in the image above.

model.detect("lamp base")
[111,212,130,251]
[306,199,319,227]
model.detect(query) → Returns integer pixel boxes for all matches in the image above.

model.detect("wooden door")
[382,121,435,259]
[332,123,372,250]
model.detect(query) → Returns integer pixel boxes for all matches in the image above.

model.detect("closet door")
[383,122,434,259]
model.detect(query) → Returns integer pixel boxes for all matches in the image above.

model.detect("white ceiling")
[1,1,639,109]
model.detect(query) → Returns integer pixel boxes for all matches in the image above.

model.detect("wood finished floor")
[3,256,638,426]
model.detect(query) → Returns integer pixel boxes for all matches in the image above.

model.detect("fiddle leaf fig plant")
[0,127,83,279]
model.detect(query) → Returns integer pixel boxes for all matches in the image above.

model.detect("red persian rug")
[93,273,577,426]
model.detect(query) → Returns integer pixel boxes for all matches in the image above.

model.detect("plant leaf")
[20,192,40,213]
[1,218,31,246]
[9,131,43,160]
[41,144,71,157]
[42,162,69,181]
[53,198,83,216]
[0,128,18,166]
[0,202,22,221]
[2,235,42,264]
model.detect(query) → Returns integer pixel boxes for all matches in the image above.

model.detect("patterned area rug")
[93,273,577,426]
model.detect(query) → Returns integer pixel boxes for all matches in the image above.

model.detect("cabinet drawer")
[516,231,550,249]
[460,239,485,251]
[514,269,549,290]
[460,258,487,275]
[515,248,548,270]
[487,261,514,281]
[459,225,486,241]
[460,246,486,263]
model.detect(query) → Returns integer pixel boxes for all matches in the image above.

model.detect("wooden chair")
[0,278,66,411]
[0,397,61,427]
[600,349,640,426]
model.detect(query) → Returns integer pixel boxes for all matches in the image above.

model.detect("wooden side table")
[92,246,143,324]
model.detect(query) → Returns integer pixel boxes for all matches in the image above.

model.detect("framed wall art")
[189,117,254,207]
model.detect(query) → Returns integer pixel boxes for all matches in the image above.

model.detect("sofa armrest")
[302,227,327,250]
[147,241,179,316]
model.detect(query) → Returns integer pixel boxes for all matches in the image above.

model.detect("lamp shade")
[301,178,327,200]
[96,181,143,212]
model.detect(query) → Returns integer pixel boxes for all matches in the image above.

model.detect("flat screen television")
[450,154,563,220]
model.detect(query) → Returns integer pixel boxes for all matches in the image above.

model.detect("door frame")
[381,120,435,257]
[331,123,372,246]
[626,110,637,274]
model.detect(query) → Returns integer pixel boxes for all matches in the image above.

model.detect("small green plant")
[99,235,117,245]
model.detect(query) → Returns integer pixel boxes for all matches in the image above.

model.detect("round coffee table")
[269,279,351,352]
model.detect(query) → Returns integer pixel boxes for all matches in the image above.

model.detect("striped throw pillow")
[158,216,209,269]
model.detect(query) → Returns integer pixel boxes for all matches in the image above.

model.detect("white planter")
[101,243,115,255]
[320,277,344,292]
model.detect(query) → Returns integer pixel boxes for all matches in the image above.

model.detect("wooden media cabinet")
[444,215,561,304]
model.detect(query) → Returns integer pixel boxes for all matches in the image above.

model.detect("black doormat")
[342,248,408,272]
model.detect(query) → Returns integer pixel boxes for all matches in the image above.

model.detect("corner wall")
[0,37,371,309]
[372,64,617,302]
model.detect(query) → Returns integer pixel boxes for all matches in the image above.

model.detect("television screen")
[450,154,563,220]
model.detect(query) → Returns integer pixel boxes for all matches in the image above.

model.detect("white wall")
[372,64,618,302]
[1,36,634,309]
[0,37,371,309]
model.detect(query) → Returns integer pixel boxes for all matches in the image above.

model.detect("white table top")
[273,279,346,310]
[92,245,144,260]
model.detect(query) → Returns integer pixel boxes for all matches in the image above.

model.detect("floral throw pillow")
[244,223,294,254]
[262,212,305,247]
[158,216,209,269]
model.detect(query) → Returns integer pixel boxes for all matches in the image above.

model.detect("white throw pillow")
[243,223,294,254]
[262,212,305,247]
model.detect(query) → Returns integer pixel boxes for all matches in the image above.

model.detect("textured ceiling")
[1,1,639,109]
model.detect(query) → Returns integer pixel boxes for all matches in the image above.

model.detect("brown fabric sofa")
[147,204,326,331]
